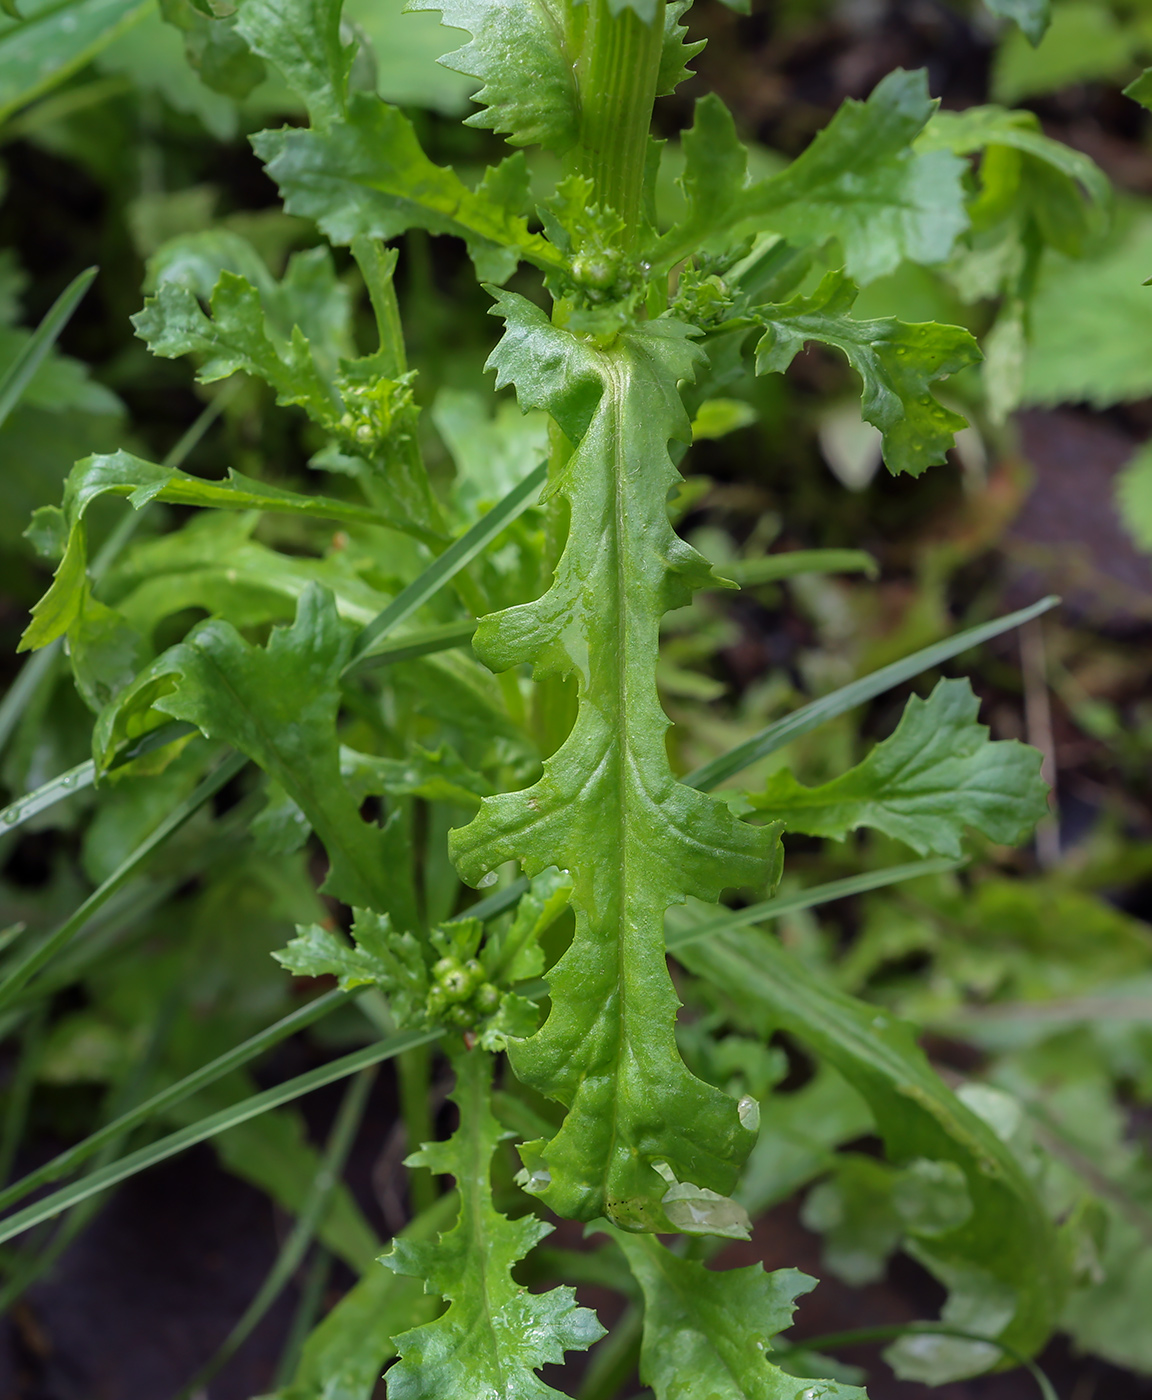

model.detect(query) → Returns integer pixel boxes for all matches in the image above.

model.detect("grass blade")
[0,872,528,1216]
[0,1028,438,1246]
[348,461,546,669]
[0,988,347,1215]
[0,265,97,431]
[0,730,198,837]
[685,595,1060,792]
[453,874,531,925]
[0,750,247,1011]
[346,617,477,677]
[0,759,95,834]
[721,549,878,585]
[663,858,962,952]
[175,1067,377,1398]
[0,642,61,764]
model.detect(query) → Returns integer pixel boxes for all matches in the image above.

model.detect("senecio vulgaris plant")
[6,0,1111,1392]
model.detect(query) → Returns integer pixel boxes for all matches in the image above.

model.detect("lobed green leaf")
[254,95,564,283]
[153,584,418,921]
[384,1046,604,1398]
[749,678,1050,857]
[233,0,350,127]
[451,292,781,1231]
[19,452,410,652]
[610,1230,866,1400]
[984,0,1050,46]
[752,270,979,477]
[670,69,970,285]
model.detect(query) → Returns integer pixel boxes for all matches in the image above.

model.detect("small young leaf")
[984,0,1050,46]
[748,679,1049,857]
[233,0,351,127]
[752,270,980,477]
[652,94,748,269]
[274,918,401,993]
[1124,67,1152,112]
[134,274,335,413]
[384,1047,604,1398]
[610,1231,866,1400]
[451,292,781,1231]
[405,0,581,152]
[160,0,267,101]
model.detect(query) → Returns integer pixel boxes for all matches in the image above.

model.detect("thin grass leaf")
[0,642,61,762]
[0,988,345,1216]
[0,1028,437,1246]
[348,460,546,667]
[175,1067,377,1399]
[345,617,477,676]
[0,760,96,837]
[0,750,248,1011]
[453,874,530,924]
[0,873,523,1217]
[663,858,963,953]
[0,266,96,430]
[0,991,180,1312]
[721,550,879,586]
[273,1247,333,1389]
[684,596,1059,791]
[0,1008,45,1187]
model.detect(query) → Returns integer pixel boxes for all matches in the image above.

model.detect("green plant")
[3,0,1144,1393]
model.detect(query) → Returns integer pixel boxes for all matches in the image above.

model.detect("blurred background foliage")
[2,0,1152,1396]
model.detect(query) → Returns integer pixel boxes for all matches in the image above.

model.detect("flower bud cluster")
[426,954,502,1030]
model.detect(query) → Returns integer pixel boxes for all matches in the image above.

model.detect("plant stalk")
[571,0,666,248]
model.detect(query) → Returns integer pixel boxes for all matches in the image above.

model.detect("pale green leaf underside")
[753,271,980,478]
[385,1048,603,1399]
[451,293,781,1231]
[658,70,969,285]
[916,104,1110,213]
[750,678,1049,857]
[612,1230,867,1400]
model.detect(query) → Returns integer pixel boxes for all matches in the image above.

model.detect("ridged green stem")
[572,0,666,248]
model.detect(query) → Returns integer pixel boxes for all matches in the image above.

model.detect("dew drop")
[737,1095,760,1132]
[3,808,19,825]
[477,870,499,888]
